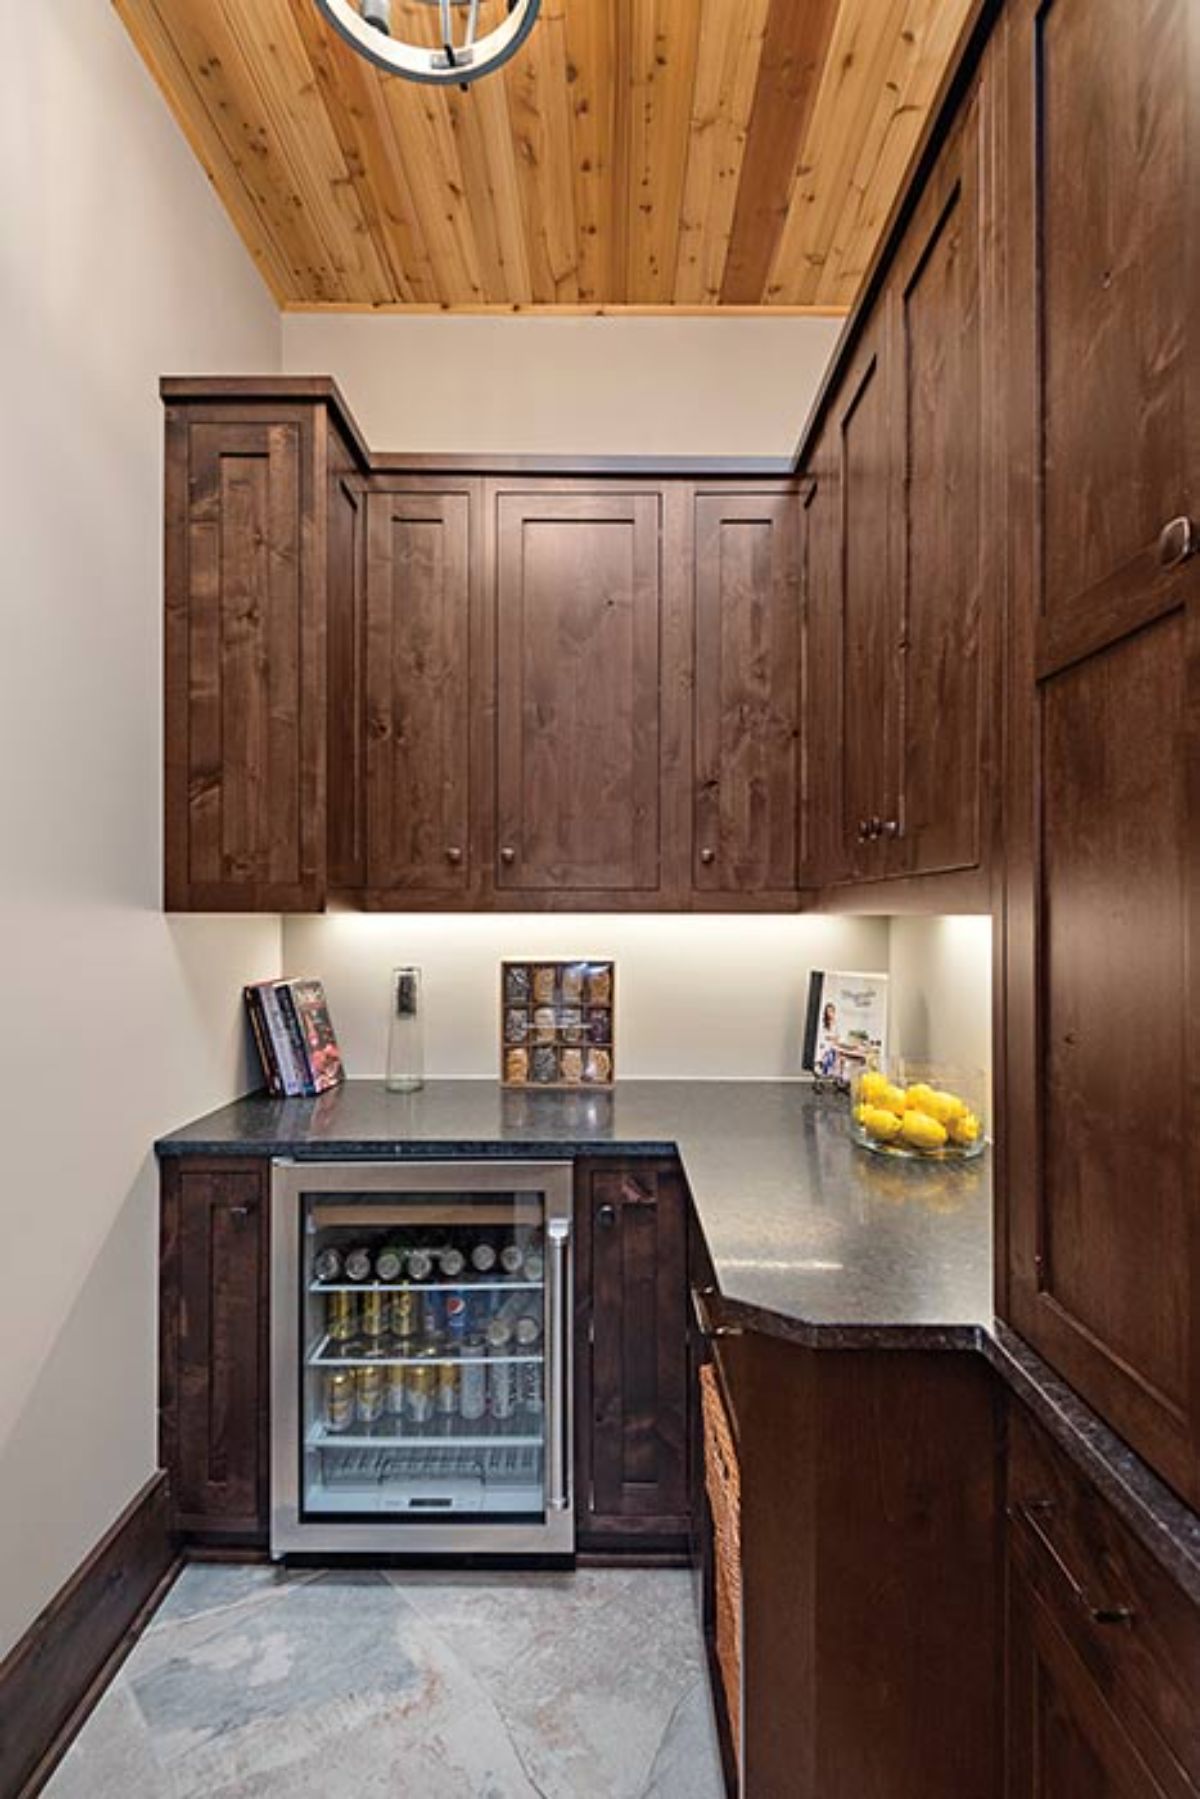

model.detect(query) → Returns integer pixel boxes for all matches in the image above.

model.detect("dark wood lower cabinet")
[703,1325,1002,1799]
[574,1159,691,1551]
[159,1159,270,1546]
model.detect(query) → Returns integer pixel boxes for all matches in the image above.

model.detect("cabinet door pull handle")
[499,846,516,866]
[1013,1499,1135,1627]
[867,816,883,840]
[445,846,463,865]
[856,819,870,842]
[880,818,900,839]
[228,1204,251,1219]
[596,1203,617,1229]
[1158,516,1198,570]
[699,847,716,866]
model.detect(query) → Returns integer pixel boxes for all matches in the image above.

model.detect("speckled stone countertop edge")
[155,1135,679,1161]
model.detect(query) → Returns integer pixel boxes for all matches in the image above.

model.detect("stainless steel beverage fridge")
[270,1160,574,1557]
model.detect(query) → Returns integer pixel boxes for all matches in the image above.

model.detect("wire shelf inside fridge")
[306,1334,544,1368]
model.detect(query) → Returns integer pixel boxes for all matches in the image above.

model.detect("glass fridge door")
[271,1161,573,1555]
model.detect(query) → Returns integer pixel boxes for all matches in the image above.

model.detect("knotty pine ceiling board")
[114,0,977,310]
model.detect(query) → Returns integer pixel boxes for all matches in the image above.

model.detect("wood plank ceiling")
[116,0,976,310]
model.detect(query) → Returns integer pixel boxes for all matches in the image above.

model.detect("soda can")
[361,1289,389,1351]
[523,1248,545,1282]
[514,1312,542,1348]
[470,1241,498,1274]
[375,1245,404,1283]
[406,1345,438,1425]
[467,1289,498,1335]
[344,1246,373,1282]
[499,1242,524,1276]
[460,1336,487,1421]
[444,1293,468,1342]
[488,1323,517,1420]
[439,1247,467,1279]
[391,1288,419,1340]
[326,1290,358,1344]
[407,1247,435,1281]
[313,1245,342,1283]
[436,1354,460,1418]
[519,1354,545,1419]
[420,1291,445,1338]
[354,1363,384,1427]
[386,1364,407,1418]
[325,1368,355,1433]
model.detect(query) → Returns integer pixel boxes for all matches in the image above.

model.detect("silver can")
[460,1336,487,1421]
[519,1354,545,1419]
[488,1322,517,1421]
[406,1344,438,1425]
[436,1353,460,1418]
[325,1368,355,1434]
[354,1363,384,1427]
[386,1363,407,1418]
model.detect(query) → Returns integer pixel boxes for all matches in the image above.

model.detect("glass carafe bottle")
[386,965,425,1092]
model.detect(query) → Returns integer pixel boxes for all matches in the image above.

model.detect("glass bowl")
[849,1059,987,1161]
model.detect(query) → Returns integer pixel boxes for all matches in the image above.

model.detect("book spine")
[244,987,281,1097]
[275,982,315,1096]
[801,971,824,1073]
[260,983,305,1097]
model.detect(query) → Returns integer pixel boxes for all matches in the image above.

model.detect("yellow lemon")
[948,1110,981,1147]
[877,1081,908,1113]
[861,1105,904,1143]
[903,1083,938,1113]
[904,1084,967,1126]
[857,1070,890,1105]
[900,1109,948,1152]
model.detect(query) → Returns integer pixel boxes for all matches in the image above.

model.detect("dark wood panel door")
[364,483,479,900]
[835,319,899,881]
[575,1160,690,1547]
[160,1159,268,1542]
[892,87,990,879]
[692,489,801,895]
[164,409,325,911]
[327,431,366,894]
[1006,1570,1193,1799]
[494,488,663,894]
[1003,0,1200,1506]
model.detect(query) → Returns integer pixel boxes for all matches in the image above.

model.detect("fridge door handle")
[546,1216,571,1513]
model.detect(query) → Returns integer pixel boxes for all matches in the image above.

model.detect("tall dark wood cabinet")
[691,488,802,899]
[159,1159,269,1545]
[1000,0,1200,1508]
[363,480,483,904]
[492,484,679,903]
[574,1160,690,1550]
[162,382,364,911]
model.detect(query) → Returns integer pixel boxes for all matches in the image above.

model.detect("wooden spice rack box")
[500,960,615,1088]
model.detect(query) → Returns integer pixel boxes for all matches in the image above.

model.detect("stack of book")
[244,978,344,1098]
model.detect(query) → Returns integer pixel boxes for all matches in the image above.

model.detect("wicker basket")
[700,1362,742,1767]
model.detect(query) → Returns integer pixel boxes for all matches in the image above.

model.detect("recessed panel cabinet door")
[1004,0,1200,1504]
[693,490,801,894]
[835,321,899,881]
[165,414,324,910]
[494,489,663,894]
[575,1161,690,1545]
[893,90,990,878]
[364,485,478,900]
[160,1160,268,1542]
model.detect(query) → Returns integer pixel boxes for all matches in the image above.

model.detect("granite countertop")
[157,1077,1200,1605]
[157,1078,993,1348]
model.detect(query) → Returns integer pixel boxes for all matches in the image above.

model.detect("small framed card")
[501,960,615,1088]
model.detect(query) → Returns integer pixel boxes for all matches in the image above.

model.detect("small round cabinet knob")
[597,1203,617,1229]
[880,819,900,839]
[1158,516,1198,570]
[499,846,516,866]
[445,846,463,865]
[699,847,716,866]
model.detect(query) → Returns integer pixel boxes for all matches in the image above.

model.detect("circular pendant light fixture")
[313,0,541,87]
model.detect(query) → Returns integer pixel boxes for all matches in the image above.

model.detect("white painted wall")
[0,3,282,1654]
[888,916,994,1092]
[283,913,890,1080]
[282,312,844,457]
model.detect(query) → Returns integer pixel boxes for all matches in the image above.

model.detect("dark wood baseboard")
[0,1471,180,1799]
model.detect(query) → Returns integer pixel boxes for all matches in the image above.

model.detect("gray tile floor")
[46,1564,726,1798]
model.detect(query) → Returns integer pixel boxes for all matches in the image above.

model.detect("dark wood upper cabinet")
[574,1159,690,1548]
[891,83,993,882]
[1001,0,1200,1508]
[692,489,801,896]
[834,318,900,883]
[493,485,666,897]
[363,482,481,903]
[163,390,363,912]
